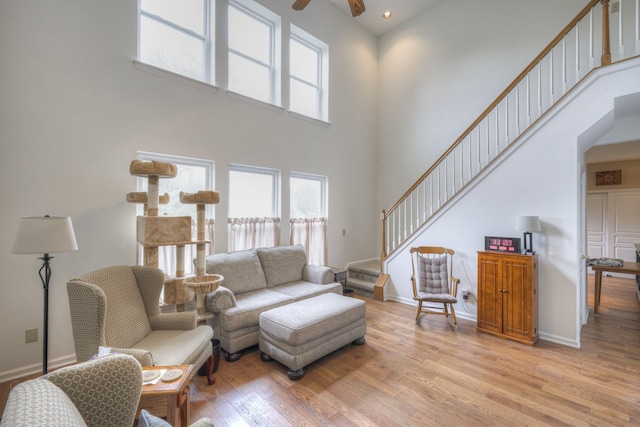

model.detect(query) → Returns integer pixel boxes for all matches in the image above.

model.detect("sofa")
[204,245,343,361]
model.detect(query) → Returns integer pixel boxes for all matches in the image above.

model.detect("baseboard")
[0,354,77,383]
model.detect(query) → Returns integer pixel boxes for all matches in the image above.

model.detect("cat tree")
[128,160,222,317]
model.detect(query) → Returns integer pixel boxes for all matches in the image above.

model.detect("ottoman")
[259,293,366,379]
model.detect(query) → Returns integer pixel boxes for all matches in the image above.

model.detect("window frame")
[137,0,214,85]
[227,0,281,105]
[289,25,329,121]
[136,151,215,218]
[228,163,281,218]
[290,171,328,218]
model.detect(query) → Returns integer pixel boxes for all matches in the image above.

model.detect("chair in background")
[67,265,216,384]
[410,246,460,328]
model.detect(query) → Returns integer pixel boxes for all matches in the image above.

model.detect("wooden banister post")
[601,0,612,65]
[380,210,386,271]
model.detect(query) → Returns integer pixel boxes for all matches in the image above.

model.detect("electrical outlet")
[462,290,470,300]
[25,328,38,343]
[611,2,620,13]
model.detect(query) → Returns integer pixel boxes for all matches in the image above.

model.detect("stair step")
[345,260,380,299]
[346,277,374,299]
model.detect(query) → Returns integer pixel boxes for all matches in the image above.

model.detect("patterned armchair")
[66,265,215,384]
[1,354,142,426]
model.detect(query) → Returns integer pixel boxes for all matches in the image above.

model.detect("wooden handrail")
[382,0,601,220]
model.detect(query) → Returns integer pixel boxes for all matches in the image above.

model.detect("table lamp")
[517,215,541,254]
[12,215,78,374]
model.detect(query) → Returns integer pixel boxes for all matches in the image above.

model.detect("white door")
[586,193,606,261]
[587,190,640,278]
[609,191,640,263]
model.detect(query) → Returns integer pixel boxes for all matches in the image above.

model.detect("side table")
[138,364,195,427]
[331,266,353,294]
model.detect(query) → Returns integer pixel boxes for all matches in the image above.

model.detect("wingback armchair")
[67,265,215,384]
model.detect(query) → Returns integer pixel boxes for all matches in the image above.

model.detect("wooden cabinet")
[477,251,538,345]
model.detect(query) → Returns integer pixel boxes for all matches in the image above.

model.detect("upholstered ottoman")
[259,293,366,379]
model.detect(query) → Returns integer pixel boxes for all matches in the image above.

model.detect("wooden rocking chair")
[410,246,460,329]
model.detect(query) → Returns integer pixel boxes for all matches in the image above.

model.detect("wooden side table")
[331,267,353,294]
[138,364,195,427]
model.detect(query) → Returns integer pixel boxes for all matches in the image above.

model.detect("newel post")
[601,0,612,65]
[380,210,387,266]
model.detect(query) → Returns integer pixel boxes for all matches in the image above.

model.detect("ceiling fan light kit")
[292,0,366,17]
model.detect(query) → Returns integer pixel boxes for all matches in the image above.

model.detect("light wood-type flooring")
[2,274,640,426]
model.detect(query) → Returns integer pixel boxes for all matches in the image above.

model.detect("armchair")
[1,354,142,426]
[67,265,215,384]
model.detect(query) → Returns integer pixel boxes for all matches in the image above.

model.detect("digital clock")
[484,236,521,253]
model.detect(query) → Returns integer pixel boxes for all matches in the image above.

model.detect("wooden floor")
[3,275,640,426]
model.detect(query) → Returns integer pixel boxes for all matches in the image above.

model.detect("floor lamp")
[12,215,78,375]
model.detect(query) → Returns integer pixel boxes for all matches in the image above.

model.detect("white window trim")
[228,0,281,106]
[137,0,215,85]
[290,171,328,218]
[289,24,329,122]
[228,163,281,218]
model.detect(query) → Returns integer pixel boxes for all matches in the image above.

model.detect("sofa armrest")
[303,265,336,284]
[44,354,143,427]
[205,285,237,312]
[149,312,197,330]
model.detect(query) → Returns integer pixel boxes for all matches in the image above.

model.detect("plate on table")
[143,370,161,382]
[161,369,183,382]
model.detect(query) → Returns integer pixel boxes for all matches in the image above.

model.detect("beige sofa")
[204,245,342,361]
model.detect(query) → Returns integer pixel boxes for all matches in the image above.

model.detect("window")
[228,0,281,104]
[290,25,328,121]
[290,172,327,218]
[290,172,328,265]
[138,0,213,83]
[136,152,215,280]
[228,164,281,251]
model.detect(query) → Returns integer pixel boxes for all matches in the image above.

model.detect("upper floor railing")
[381,0,640,262]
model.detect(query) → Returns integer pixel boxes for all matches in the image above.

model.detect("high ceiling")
[327,0,444,36]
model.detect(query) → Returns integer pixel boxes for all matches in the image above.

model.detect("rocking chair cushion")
[416,292,457,303]
[418,255,449,294]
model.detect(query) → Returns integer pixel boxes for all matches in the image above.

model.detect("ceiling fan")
[292,0,366,18]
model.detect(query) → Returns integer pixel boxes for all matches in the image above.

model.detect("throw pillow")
[138,409,171,427]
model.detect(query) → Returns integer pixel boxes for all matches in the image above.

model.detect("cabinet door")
[477,255,502,334]
[502,258,533,342]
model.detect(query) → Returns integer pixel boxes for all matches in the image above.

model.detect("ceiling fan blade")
[348,0,366,17]
[292,0,312,11]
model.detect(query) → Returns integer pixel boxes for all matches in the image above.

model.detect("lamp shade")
[516,215,541,233]
[12,216,78,254]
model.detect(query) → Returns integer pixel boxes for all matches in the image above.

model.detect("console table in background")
[591,261,640,314]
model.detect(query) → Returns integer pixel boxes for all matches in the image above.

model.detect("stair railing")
[381,0,640,263]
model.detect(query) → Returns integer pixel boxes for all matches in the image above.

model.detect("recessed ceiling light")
[382,10,392,19]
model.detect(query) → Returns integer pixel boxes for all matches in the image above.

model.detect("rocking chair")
[410,246,460,328]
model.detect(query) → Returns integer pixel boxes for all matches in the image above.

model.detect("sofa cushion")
[220,289,293,332]
[134,326,213,366]
[271,280,343,301]
[257,245,308,287]
[205,249,267,295]
[1,379,87,427]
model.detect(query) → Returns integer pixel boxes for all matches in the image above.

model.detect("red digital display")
[485,236,521,253]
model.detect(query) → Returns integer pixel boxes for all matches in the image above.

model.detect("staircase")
[380,0,639,262]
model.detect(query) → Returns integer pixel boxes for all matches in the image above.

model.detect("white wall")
[0,0,378,378]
